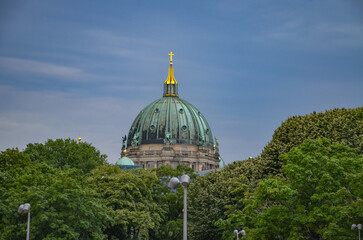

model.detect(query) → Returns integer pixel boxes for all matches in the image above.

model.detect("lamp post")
[352,224,362,240]
[234,229,246,240]
[18,203,31,240]
[169,175,190,240]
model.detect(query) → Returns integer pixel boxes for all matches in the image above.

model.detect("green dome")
[219,156,226,169]
[127,96,214,148]
[116,156,134,166]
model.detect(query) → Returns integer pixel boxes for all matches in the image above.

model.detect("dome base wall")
[123,143,219,171]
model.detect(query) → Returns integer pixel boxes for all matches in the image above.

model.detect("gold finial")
[249,156,253,160]
[168,51,174,64]
[78,137,82,142]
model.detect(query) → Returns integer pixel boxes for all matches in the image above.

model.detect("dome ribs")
[126,97,214,147]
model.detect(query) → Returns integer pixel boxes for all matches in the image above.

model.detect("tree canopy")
[23,138,107,174]
[0,144,196,240]
[188,107,363,240]
[149,165,196,240]
[88,164,163,240]
[0,149,112,240]
[1,107,361,240]
[240,139,363,240]
[252,107,362,178]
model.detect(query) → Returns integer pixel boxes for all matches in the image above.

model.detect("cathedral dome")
[127,96,214,148]
[123,52,220,171]
[126,51,214,149]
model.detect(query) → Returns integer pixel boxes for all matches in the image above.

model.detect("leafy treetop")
[23,138,107,174]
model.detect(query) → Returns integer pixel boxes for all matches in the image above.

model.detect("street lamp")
[234,229,246,240]
[352,224,362,240]
[169,175,190,240]
[18,203,31,240]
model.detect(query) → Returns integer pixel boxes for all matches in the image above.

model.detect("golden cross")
[168,51,174,62]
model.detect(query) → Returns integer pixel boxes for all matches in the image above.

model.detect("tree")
[23,138,107,174]
[88,164,163,240]
[188,169,249,240]
[191,107,362,239]
[226,107,362,184]
[0,148,32,173]
[241,139,363,240]
[0,150,112,240]
[149,165,196,240]
[257,107,362,177]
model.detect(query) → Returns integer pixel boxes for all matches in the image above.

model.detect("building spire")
[163,51,178,97]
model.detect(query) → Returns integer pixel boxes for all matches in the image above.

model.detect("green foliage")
[0,150,112,240]
[89,164,163,239]
[0,146,198,240]
[0,148,32,173]
[197,107,362,239]
[1,107,361,240]
[242,139,363,240]
[24,138,107,174]
[153,164,196,180]
[149,165,196,240]
[258,107,362,177]
[225,107,362,185]
[188,168,250,240]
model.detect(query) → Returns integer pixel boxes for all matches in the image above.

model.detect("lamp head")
[18,203,31,213]
[352,224,357,230]
[234,230,238,235]
[180,175,190,187]
[169,177,180,189]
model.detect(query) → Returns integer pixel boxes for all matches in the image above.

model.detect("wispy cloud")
[211,2,363,50]
[311,23,363,47]
[81,29,165,63]
[85,29,161,47]
[0,85,145,162]
[0,57,82,78]
[262,20,363,49]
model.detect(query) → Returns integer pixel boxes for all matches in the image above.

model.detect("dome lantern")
[163,51,178,97]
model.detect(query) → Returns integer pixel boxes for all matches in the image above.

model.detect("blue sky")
[1,0,362,164]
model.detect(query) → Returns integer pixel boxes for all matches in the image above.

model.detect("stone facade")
[123,143,220,171]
